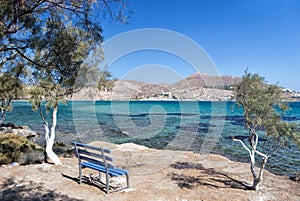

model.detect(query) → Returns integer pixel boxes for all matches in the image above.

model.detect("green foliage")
[0,134,44,165]
[0,74,23,106]
[0,0,131,164]
[97,70,116,92]
[29,82,67,113]
[1,0,131,101]
[0,74,24,123]
[234,71,300,150]
[74,47,104,90]
[0,0,130,68]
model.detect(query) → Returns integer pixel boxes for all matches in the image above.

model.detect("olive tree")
[1,0,131,165]
[232,71,300,190]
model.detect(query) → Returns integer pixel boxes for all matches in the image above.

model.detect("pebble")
[9,162,19,167]
[1,162,20,168]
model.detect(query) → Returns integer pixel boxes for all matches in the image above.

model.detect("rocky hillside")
[72,72,300,101]
[171,72,240,90]
[73,72,241,101]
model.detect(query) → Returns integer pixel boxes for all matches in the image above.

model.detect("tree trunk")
[252,157,267,190]
[0,108,5,125]
[233,135,268,191]
[249,149,261,190]
[44,105,62,165]
[0,99,11,125]
[250,149,257,181]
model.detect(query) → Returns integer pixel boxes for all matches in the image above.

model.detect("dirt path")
[0,141,299,201]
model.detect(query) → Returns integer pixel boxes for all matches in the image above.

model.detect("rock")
[290,172,300,182]
[9,162,19,167]
[0,122,20,129]
[110,176,127,188]
[0,124,38,140]
[121,188,136,193]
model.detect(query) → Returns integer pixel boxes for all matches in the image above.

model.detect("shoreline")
[32,129,298,179]
[1,140,299,201]
[12,99,300,103]
[4,100,298,176]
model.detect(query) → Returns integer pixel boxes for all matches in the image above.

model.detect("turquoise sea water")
[5,101,300,176]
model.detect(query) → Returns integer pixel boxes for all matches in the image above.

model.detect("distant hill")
[73,72,241,101]
[172,72,240,90]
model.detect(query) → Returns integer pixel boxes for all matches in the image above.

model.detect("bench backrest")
[73,142,115,169]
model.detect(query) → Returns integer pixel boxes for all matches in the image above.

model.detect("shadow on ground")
[0,177,82,201]
[169,162,251,190]
[62,173,108,194]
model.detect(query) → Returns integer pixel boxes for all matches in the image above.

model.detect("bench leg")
[79,165,83,184]
[126,173,130,188]
[106,172,110,194]
[99,171,102,182]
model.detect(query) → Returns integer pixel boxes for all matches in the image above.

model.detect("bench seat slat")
[81,162,128,177]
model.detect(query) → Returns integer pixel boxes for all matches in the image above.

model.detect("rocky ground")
[0,141,299,201]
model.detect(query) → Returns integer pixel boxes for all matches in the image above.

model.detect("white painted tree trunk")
[252,151,267,190]
[233,134,268,190]
[0,108,5,125]
[43,106,62,165]
[0,99,11,125]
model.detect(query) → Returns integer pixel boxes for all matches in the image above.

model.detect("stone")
[0,124,38,140]
[9,162,19,167]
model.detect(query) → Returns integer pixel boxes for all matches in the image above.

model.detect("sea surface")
[5,100,300,177]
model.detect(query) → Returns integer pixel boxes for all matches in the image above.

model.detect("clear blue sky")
[100,0,300,91]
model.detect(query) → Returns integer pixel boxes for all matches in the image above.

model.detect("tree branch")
[102,0,115,19]
[14,48,45,68]
[39,105,48,126]
[232,136,251,155]
[254,150,268,159]
[1,46,43,68]
[46,0,85,14]
[3,0,45,35]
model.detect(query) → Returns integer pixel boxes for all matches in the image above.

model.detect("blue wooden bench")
[72,142,130,194]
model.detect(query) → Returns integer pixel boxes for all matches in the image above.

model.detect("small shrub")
[0,134,44,165]
[53,141,75,157]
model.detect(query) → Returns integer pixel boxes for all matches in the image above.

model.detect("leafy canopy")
[234,71,300,149]
[0,0,131,109]
[0,73,24,122]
